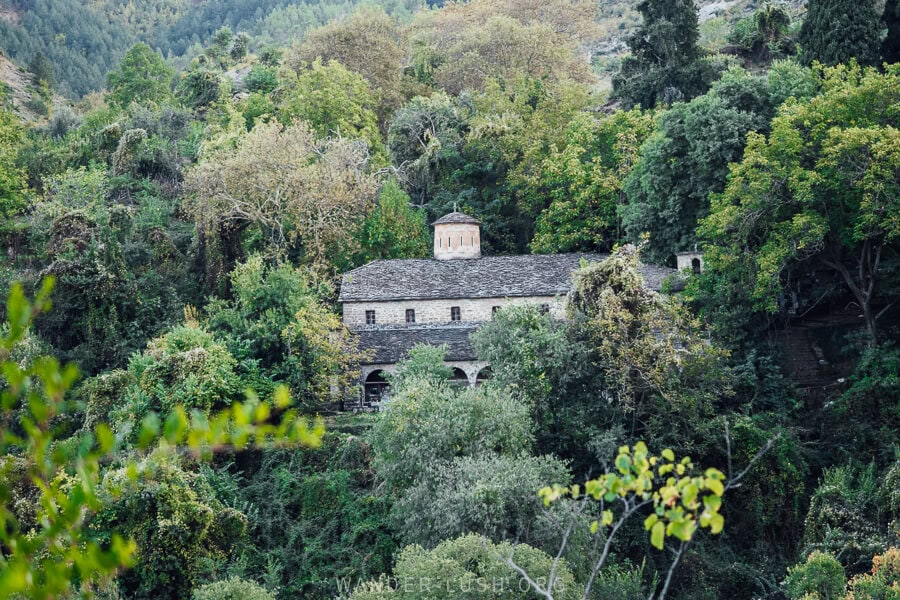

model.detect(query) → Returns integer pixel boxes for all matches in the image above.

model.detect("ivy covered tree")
[798,0,883,66]
[185,120,379,274]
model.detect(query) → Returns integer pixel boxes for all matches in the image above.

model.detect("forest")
[0,0,898,598]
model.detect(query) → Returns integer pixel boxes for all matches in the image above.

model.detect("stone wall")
[343,295,565,327]
[434,222,481,260]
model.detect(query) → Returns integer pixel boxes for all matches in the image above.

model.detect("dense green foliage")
[612,0,717,108]
[798,0,882,67]
[0,0,897,598]
[107,43,176,108]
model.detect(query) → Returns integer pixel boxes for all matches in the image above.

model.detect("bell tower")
[433,211,481,260]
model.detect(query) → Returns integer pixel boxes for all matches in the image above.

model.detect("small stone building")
[338,212,679,407]
[676,251,704,274]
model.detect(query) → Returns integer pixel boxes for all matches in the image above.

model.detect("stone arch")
[449,367,469,387]
[691,257,701,274]
[364,369,390,405]
[475,366,492,387]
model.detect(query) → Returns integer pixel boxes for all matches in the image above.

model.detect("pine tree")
[612,0,712,108]
[884,0,900,64]
[799,0,882,66]
[28,52,54,87]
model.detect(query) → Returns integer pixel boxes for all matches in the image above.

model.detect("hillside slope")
[0,0,808,100]
[0,51,57,122]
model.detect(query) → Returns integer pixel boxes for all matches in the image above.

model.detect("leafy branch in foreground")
[508,432,776,600]
[0,279,325,599]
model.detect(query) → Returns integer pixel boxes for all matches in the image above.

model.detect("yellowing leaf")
[709,513,725,534]
[651,521,665,550]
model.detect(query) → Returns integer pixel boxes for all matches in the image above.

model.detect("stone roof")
[356,325,479,365]
[339,253,679,303]
[432,212,481,225]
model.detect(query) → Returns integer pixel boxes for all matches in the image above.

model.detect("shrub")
[589,566,651,600]
[784,552,847,600]
[369,378,534,492]
[91,453,248,600]
[25,96,49,116]
[46,105,83,138]
[350,534,579,600]
[845,547,900,600]
[393,453,571,548]
[112,324,244,436]
[244,65,278,93]
[193,577,274,600]
[802,464,893,574]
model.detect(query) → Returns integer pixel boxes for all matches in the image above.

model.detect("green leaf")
[662,448,675,461]
[709,513,725,534]
[95,424,114,455]
[651,521,665,550]
[705,478,724,496]
[164,406,189,444]
[138,413,160,449]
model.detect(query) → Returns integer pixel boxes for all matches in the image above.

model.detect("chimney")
[433,211,481,260]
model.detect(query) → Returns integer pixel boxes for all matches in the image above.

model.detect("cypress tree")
[612,0,710,108]
[628,0,701,67]
[799,0,882,66]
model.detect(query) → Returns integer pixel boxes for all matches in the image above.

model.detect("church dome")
[432,211,481,226]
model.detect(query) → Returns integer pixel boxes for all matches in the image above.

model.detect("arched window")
[475,367,492,387]
[364,370,389,406]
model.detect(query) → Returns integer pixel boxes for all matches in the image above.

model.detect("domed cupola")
[433,211,481,260]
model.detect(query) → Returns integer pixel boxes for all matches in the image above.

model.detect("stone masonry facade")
[342,295,564,328]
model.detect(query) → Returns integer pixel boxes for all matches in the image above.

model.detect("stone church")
[338,211,681,407]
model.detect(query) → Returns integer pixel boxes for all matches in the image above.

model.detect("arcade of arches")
[362,363,492,406]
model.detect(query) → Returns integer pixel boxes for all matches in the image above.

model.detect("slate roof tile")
[356,324,479,365]
[339,253,680,302]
